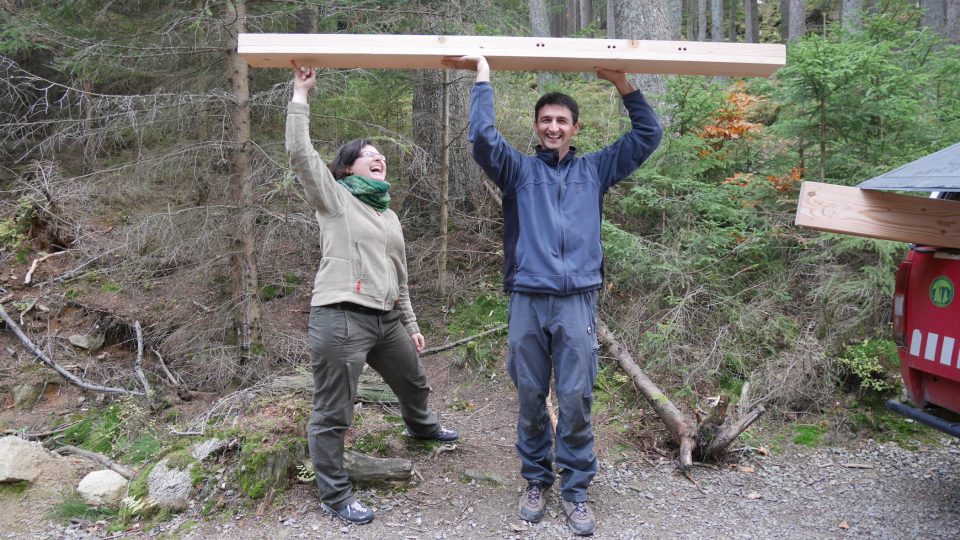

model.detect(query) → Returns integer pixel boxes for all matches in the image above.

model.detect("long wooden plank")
[238,34,785,78]
[795,181,960,249]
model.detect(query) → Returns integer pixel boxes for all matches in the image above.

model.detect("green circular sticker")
[930,276,954,308]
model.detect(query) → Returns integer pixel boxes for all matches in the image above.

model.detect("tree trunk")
[408,69,445,227]
[780,0,790,41]
[788,0,806,41]
[224,0,262,367]
[529,0,556,90]
[294,4,318,33]
[438,70,449,298]
[607,0,616,38]
[615,0,668,97]
[842,0,863,32]
[579,0,593,34]
[686,0,697,40]
[728,0,738,41]
[711,0,723,41]
[698,0,707,40]
[744,0,759,43]
[667,0,683,39]
[947,0,960,45]
[565,0,578,34]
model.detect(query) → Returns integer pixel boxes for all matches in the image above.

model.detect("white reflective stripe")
[942,337,956,366]
[910,329,923,357]
[925,333,940,361]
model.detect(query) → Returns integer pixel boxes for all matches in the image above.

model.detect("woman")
[287,66,458,525]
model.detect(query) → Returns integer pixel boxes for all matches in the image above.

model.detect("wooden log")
[794,181,960,249]
[344,451,413,485]
[267,371,398,404]
[238,34,785,78]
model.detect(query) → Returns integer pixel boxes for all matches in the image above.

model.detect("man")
[443,55,662,536]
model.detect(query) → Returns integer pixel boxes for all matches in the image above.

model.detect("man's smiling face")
[534,104,581,160]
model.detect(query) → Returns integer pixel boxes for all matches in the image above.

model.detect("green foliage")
[792,424,825,447]
[848,400,935,449]
[259,272,300,301]
[350,430,395,457]
[0,197,34,250]
[837,339,900,394]
[443,293,508,370]
[48,495,118,523]
[61,400,151,457]
[0,481,29,496]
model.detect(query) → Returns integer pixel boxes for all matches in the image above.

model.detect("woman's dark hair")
[534,92,580,124]
[329,138,380,180]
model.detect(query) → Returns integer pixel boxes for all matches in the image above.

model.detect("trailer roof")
[858,142,960,192]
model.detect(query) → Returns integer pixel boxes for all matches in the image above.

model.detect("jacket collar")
[535,145,578,166]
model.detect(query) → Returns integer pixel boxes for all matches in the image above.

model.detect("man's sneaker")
[560,499,596,536]
[518,482,547,523]
[403,426,459,442]
[321,500,374,525]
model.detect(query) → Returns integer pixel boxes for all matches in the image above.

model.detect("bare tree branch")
[0,305,144,396]
[54,445,135,479]
[133,321,153,397]
[420,324,507,357]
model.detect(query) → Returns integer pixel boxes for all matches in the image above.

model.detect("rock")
[0,436,59,483]
[77,469,128,506]
[68,333,105,352]
[12,383,42,409]
[147,458,193,511]
[191,438,228,461]
[460,468,509,487]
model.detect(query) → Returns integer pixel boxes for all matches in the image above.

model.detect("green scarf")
[337,175,391,211]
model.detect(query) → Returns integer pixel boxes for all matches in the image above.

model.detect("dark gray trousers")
[306,305,440,509]
[507,291,599,503]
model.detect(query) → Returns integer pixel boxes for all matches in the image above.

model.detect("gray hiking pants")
[507,291,599,503]
[306,305,440,509]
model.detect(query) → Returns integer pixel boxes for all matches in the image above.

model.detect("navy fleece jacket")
[468,82,663,295]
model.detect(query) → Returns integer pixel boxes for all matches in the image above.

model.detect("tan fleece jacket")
[285,102,420,336]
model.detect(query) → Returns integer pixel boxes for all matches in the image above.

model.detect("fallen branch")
[0,305,144,396]
[153,348,182,387]
[596,318,697,470]
[55,444,135,479]
[133,321,153,397]
[596,318,764,470]
[24,251,67,285]
[34,248,118,287]
[420,324,507,357]
[3,422,78,440]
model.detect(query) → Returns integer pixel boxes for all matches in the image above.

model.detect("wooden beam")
[795,181,960,249]
[238,34,785,78]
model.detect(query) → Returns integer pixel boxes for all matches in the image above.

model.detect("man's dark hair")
[329,138,379,179]
[534,92,580,124]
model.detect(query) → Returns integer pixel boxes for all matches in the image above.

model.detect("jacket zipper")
[354,242,364,292]
[557,161,567,294]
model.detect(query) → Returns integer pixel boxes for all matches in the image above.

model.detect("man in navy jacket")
[444,55,662,536]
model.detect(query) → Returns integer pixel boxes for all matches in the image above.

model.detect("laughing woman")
[286,66,458,525]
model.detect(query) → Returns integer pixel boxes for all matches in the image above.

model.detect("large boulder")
[0,436,58,483]
[147,458,192,511]
[77,469,128,506]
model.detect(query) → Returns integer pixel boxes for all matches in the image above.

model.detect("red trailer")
[858,144,960,436]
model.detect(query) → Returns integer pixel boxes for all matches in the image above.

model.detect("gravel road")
[34,434,960,540]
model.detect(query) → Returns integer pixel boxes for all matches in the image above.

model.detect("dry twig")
[0,305,144,396]
[24,251,67,285]
[55,444,135,479]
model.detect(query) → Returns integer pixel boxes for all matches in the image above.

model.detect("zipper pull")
[356,279,362,292]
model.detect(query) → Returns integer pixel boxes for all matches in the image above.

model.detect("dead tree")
[596,319,765,470]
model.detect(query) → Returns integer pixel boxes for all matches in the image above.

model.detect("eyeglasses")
[359,151,387,163]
